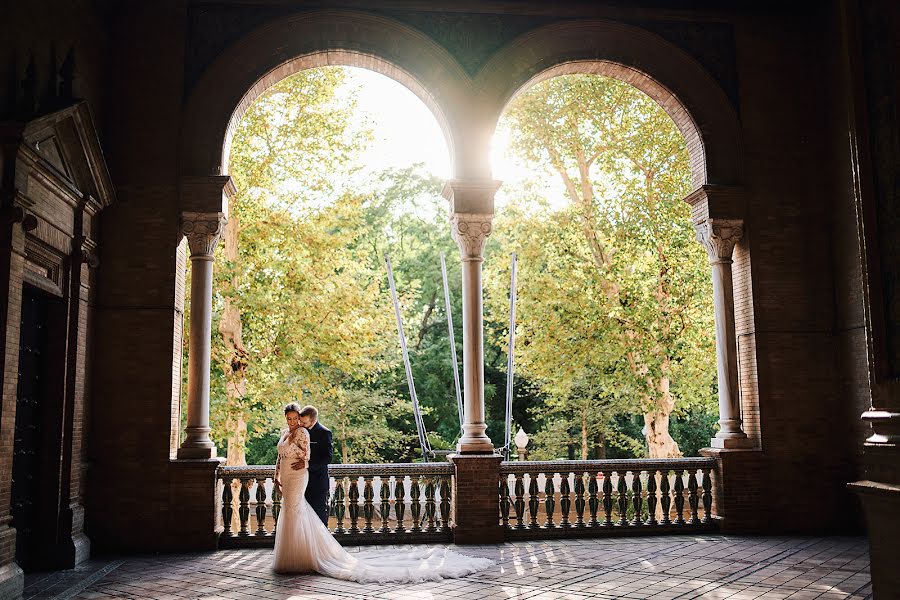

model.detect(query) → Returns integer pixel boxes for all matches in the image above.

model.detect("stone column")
[451,212,494,453]
[695,218,751,448]
[177,211,225,459]
[443,179,500,453]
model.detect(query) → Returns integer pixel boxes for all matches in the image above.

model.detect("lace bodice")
[275,427,309,479]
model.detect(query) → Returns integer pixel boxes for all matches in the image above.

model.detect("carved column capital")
[694,218,743,264]
[451,213,493,262]
[181,211,226,258]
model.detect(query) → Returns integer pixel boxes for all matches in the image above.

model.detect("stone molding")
[181,211,226,258]
[451,212,493,262]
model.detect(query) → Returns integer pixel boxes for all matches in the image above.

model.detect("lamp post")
[514,428,529,461]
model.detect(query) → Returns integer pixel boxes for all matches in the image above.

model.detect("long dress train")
[272,427,494,583]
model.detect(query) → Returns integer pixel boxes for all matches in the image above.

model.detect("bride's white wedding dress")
[272,426,494,582]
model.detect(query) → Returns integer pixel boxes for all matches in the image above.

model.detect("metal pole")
[441,253,465,436]
[385,255,431,461]
[504,252,518,461]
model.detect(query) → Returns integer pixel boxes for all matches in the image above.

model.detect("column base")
[709,435,754,449]
[0,562,23,600]
[849,480,900,599]
[176,444,218,460]
[449,454,503,544]
[457,423,495,454]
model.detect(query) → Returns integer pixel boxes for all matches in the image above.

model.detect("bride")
[272,403,494,582]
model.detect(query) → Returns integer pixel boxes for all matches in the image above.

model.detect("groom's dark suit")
[305,421,333,526]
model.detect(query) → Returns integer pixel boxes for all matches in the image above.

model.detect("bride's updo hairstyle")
[283,402,302,417]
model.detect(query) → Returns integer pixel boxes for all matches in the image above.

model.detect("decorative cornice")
[694,218,743,264]
[181,211,226,258]
[451,212,493,261]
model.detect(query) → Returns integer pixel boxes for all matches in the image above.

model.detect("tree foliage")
[485,74,717,459]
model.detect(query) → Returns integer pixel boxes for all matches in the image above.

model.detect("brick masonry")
[450,454,504,544]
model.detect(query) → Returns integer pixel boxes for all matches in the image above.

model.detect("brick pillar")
[701,448,764,533]
[450,454,503,544]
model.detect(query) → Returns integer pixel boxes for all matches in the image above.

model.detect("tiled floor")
[23,535,871,600]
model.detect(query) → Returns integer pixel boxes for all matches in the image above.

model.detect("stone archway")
[175,10,473,460]
[473,20,758,452]
[180,10,470,181]
[172,11,758,544]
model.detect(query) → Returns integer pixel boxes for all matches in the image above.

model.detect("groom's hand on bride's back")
[291,459,306,470]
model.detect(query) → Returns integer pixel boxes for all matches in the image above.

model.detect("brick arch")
[180,10,470,178]
[476,20,743,189]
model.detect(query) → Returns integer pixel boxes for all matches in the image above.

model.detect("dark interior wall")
[0,0,111,129]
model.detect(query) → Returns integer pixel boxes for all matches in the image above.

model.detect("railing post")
[450,454,503,543]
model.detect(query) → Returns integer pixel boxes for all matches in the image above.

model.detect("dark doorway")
[11,284,59,571]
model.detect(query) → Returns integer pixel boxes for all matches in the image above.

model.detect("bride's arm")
[274,429,285,491]
[297,427,310,462]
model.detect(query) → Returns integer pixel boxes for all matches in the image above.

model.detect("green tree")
[487,74,716,458]
[213,67,411,465]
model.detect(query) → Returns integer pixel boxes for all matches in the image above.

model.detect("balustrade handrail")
[500,457,716,475]
[218,462,453,478]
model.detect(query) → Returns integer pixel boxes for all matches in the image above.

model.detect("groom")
[297,405,333,526]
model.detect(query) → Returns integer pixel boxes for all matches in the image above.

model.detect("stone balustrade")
[216,463,453,548]
[216,457,718,548]
[499,458,718,538]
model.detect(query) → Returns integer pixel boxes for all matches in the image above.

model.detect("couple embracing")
[271,402,494,583]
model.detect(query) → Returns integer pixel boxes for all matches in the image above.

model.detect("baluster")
[528,473,540,528]
[334,479,346,534]
[559,473,571,528]
[379,477,391,533]
[544,472,557,528]
[646,470,658,526]
[602,472,614,526]
[272,481,282,531]
[410,475,422,532]
[688,470,699,524]
[363,476,375,533]
[588,472,600,526]
[425,477,437,532]
[221,476,234,537]
[255,478,268,535]
[238,478,251,536]
[631,471,643,526]
[514,473,526,529]
[673,469,686,524]
[617,472,628,526]
[500,476,511,528]
[701,468,713,523]
[574,472,586,527]
[439,476,451,531]
[660,471,671,525]
[348,477,360,533]
[394,477,406,533]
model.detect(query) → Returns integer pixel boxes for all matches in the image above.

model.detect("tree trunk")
[219,212,250,466]
[226,413,248,466]
[581,410,589,460]
[643,376,681,458]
